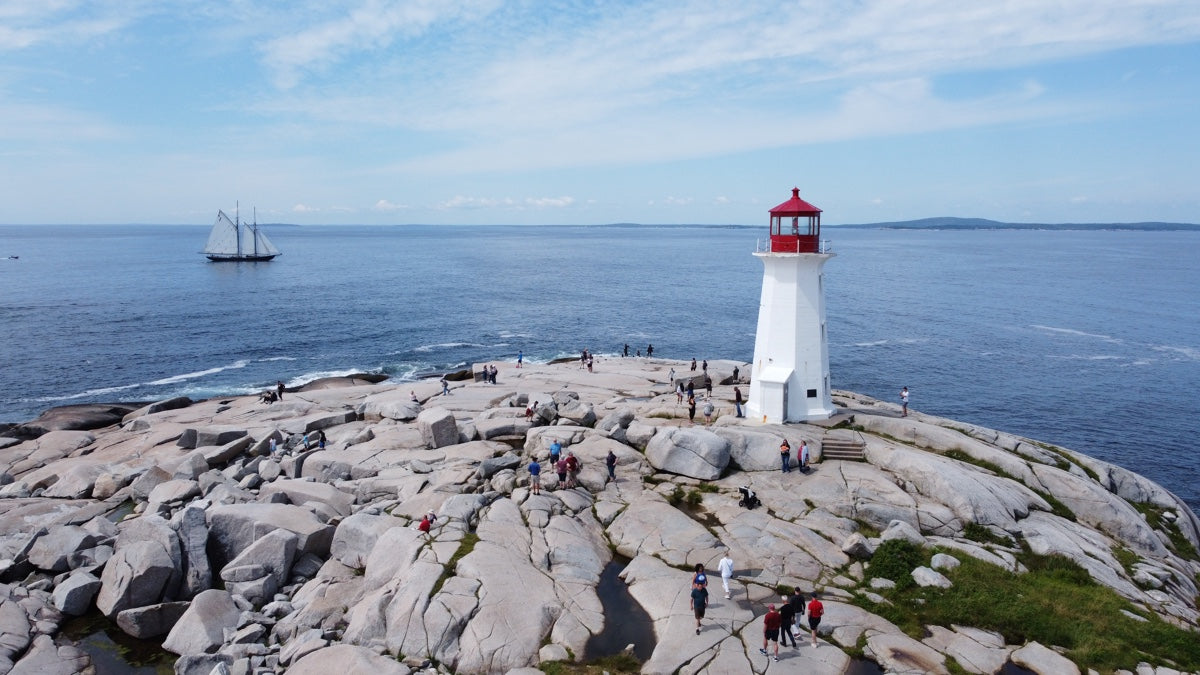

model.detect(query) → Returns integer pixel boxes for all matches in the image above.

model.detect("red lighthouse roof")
[770,188,821,216]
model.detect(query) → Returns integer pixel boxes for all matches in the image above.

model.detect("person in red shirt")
[758,604,782,661]
[806,592,824,648]
[418,512,436,539]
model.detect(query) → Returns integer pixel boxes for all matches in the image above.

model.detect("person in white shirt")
[717,550,735,598]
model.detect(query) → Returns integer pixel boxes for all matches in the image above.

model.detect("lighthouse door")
[781,383,789,422]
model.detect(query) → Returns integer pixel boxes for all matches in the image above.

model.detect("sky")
[1,0,1199,226]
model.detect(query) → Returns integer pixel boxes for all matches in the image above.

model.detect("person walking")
[806,592,824,648]
[676,381,684,404]
[690,576,708,635]
[441,376,450,396]
[692,563,708,590]
[778,595,798,648]
[549,439,562,466]
[687,394,697,425]
[528,458,542,495]
[276,381,285,400]
[317,431,326,451]
[900,386,909,417]
[517,350,523,368]
[690,358,697,371]
[701,359,708,373]
[646,344,653,357]
[790,588,806,633]
[734,386,744,418]
[704,375,712,398]
[732,365,740,382]
[780,439,791,473]
[605,449,617,483]
[760,604,782,661]
[702,397,715,425]
[718,550,734,598]
[668,367,675,383]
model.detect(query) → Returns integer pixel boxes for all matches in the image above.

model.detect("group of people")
[689,553,824,659]
[760,590,824,660]
[527,441,619,495]
[480,364,500,384]
[621,344,654,357]
[779,439,811,473]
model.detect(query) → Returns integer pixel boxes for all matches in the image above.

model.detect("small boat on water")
[203,205,281,262]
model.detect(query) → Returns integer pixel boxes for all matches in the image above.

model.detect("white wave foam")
[149,360,249,386]
[1046,354,1122,361]
[31,382,143,403]
[1150,344,1200,361]
[1030,325,1122,343]
[286,368,376,387]
[412,342,483,353]
[259,356,297,362]
[853,340,888,347]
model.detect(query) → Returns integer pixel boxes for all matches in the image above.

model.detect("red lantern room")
[768,187,822,253]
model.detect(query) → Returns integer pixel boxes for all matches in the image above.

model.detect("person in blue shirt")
[528,458,542,495]
[549,440,562,466]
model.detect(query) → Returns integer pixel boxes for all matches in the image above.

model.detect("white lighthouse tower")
[745,188,836,423]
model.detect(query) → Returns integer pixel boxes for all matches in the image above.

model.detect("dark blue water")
[1,225,1197,511]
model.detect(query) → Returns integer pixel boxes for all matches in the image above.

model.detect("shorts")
[693,605,706,619]
[558,472,567,482]
[808,616,822,631]
[530,475,541,488]
[764,628,779,642]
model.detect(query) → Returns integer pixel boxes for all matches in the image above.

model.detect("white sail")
[249,224,280,256]
[203,208,280,260]
[204,210,241,256]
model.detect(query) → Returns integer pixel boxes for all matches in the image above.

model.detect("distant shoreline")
[3,219,1197,230]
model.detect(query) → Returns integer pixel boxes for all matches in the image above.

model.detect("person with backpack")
[806,592,824,648]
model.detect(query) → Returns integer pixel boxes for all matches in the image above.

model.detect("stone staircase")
[820,430,866,462]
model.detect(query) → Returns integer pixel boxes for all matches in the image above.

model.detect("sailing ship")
[203,205,281,262]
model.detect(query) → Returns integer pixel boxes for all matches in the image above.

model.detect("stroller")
[737,485,761,509]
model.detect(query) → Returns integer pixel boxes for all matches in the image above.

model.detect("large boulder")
[95,516,183,618]
[714,428,794,472]
[95,540,178,618]
[220,529,298,590]
[289,644,411,675]
[645,427,730,480]
[417,408,458,449]
[207,503,334,569]
[175,504,211,598]
[259,479,354,518]
[358,390,421,422]
[162,589,241,656]
[331,513,407,570]
[115,601,190,638]
[27,526,98,573]
[52,573,102,616]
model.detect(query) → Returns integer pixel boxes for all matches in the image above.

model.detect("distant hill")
[829,217,1200,231]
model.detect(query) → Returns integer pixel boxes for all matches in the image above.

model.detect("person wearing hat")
[759,603,782,661]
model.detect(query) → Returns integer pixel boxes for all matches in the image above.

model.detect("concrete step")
[820,434,866,461]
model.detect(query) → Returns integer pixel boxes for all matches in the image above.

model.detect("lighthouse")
[745,188,836,423]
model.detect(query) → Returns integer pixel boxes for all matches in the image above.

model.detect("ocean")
[1,224,1197,512]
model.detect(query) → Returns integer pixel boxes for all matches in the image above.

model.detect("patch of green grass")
[1131,503,1200,561]
[1111,547,1139,576]
[697,483,719,493]
[1033,488,1077,522]
[856,552,1200,672]
[864,539,924,591]
[430,532,480,597]
[945,655,970,675]
[647,411,676,419]
[962,522,1012,547]
[685,489,703,507]
[667,486,685,506]
[854,519,882,538]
